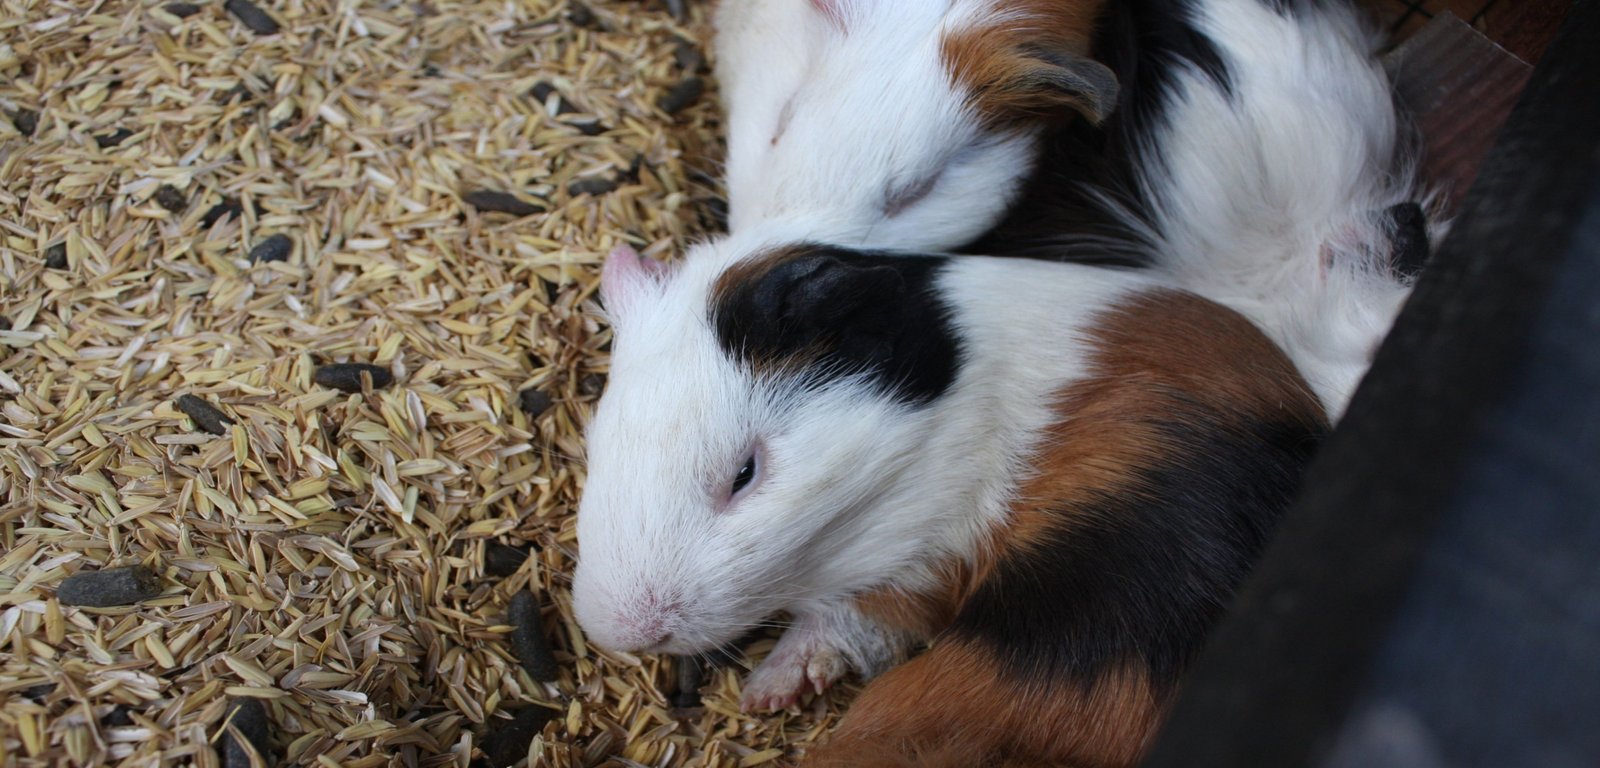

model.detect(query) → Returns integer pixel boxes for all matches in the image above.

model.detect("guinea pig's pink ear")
[600,244,668,320]
[806,0,849,31]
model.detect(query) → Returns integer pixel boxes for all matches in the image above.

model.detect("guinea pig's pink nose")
[608,610,675,651]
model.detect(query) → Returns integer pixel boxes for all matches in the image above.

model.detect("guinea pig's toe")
[805,649,847,696]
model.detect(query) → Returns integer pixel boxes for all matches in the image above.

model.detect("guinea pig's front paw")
[739,634,847,713]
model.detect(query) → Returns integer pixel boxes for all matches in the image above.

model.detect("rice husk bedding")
[0,0,851,764]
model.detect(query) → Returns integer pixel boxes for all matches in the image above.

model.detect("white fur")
[714,0,1043,250]
[1123,0,1435,419]
[573,225,1154,666]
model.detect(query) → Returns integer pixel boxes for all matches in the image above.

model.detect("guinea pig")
[713,0,1117,251]
[972,0,1441,419]
[572,233,1327,765]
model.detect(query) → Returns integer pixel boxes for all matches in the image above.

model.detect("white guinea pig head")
[716,0,1118,251]
[572,239,959,656]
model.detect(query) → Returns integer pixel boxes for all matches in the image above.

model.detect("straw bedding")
[0,0,843,765]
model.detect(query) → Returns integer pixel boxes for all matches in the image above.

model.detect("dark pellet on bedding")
[25,683,55,702]
[175,394,234,435]
[313,363,393,393]
[561,117,607,136]
[248,233,293,263]
[164,2,201,17]
[670,656,703,709]
[95,128,135,148]
[666,0,686,22]
[57,565,164,607]
[673,38,705,73]
[201,198,244,227]
[508,590,559,682]
[529,81,580,115]
[658,77,704,115]
[104,706,135,727]
[225,0,281,34]
[485,542,531,578]
[478,706,557,768]
[518,388,553,418]
[579,373,606,396]
[154,185,188,213]
[567,1,597,27]
[567,176,619,197]
[218,698,272,768]
[11,109,39,137]
[44,243,67,269]
[462,190,545,217]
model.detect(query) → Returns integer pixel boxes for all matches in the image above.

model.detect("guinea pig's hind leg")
[740,603,914,713]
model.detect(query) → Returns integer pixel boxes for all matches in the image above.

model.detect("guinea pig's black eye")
[731,455,757,495]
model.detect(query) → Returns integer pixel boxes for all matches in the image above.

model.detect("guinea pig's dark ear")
[1011,46,1120,125]
[944,32,1120,126]
[600,244,669,320]
[724,251,907,372]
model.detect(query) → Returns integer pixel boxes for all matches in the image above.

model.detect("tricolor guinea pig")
[713,0,1117,250]
[974,0,1441,419]
[572,232,1326,766]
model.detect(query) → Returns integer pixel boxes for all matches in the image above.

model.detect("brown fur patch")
[802,641,1163,768]
[832,290,1325,767]
[1009,289,1325,544]
[941,0,1115,127]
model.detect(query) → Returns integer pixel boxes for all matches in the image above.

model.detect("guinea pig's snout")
[574,580,684,653]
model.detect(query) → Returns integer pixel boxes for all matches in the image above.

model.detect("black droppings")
[578,373,605,397]
[201,197,244,228]
[669,656,703,709]
[154,185,188,214]
[25,683,55,702]
[567,0,597,28]
[673,38,705,73]
[665,0,686,22]
[225,0,281,34]
[175,394,234,435]
[44,243,67,269]
[57,565,164,607]
[657,77,704,115]
[561,117,607,136]
[478,706,558,768]
[95,128,135,148]
[420,62,441,78]
[462,190,545,217]
[517,388,553,418]
[104,706,135,727]
[313,363,394,393]
[248,233,293,263]
[11,109,39,137]
[529,81,580,115]
[567,175,618,197]
[484,542,530,578]
[508,590,559,682]
[218,698,272,768]
[164,2,201,17]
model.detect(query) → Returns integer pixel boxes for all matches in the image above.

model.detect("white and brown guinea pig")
[573,231,1326,766]
[712,0,1116,250]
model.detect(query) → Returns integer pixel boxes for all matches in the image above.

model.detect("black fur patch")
[710,245,960,406]
[965,0,1235,263]
[1384,202,1432,279]
[950,414,1324,689]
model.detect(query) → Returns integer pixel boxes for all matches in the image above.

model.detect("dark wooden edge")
[1141,2,1600,765]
